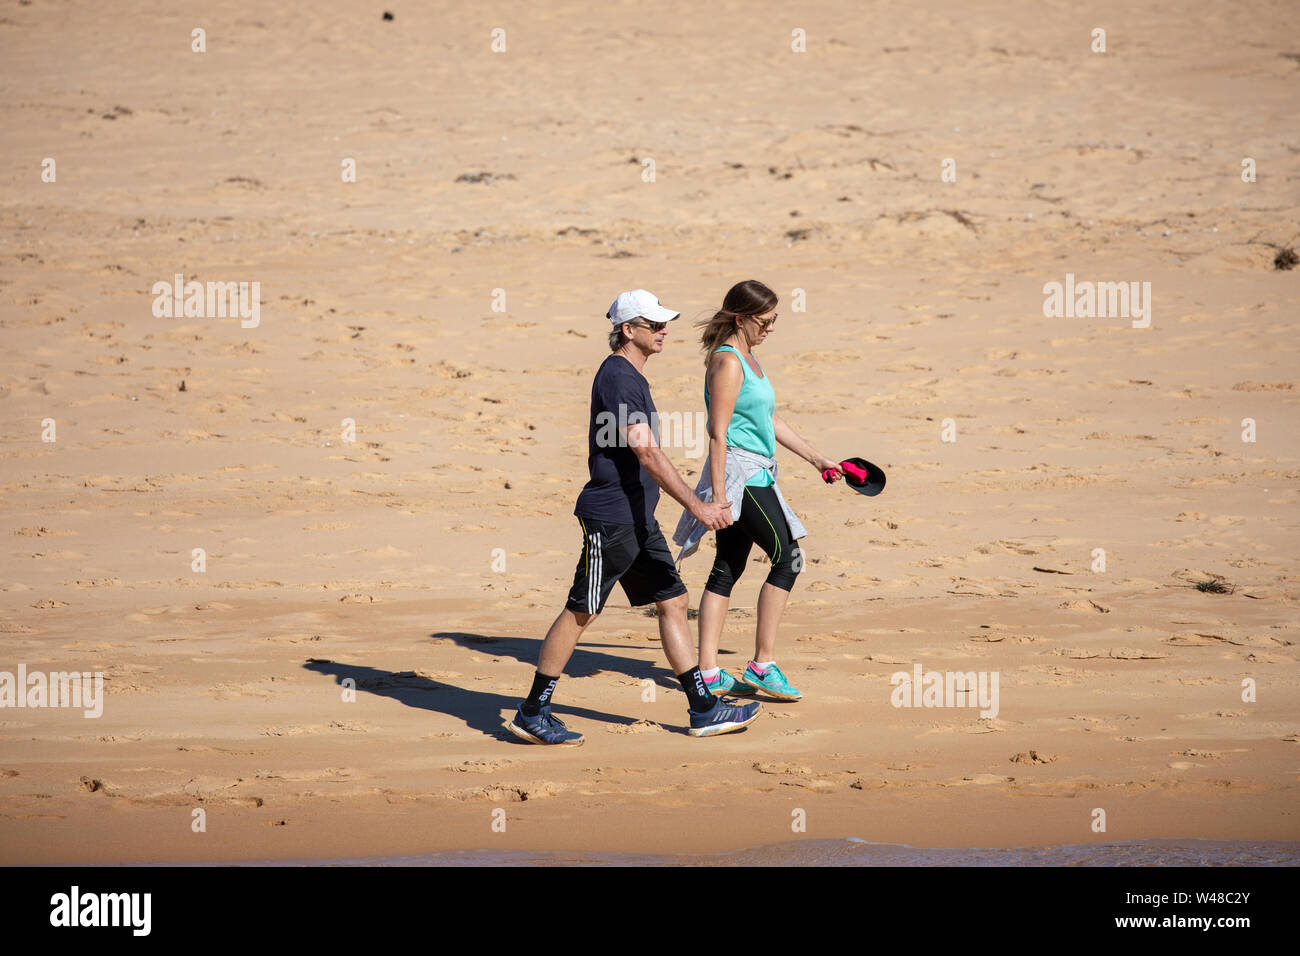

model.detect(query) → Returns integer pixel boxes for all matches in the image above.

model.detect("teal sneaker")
[737,661,802,701]
[702,669,757,698]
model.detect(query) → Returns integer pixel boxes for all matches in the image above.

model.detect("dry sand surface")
[1,1,1298,863]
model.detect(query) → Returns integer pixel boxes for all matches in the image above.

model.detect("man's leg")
[526,519,627,712]
[654,591,695,674]
[508,521,627,745]
[655,591,721,715]
[519,607,598,720]
[538,607,598,677]
[624,523,759,735]
[657,591,762,737]
[620,535,714,712]
[509,606,594,744]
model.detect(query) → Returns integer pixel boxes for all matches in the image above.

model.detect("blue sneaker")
[703,669,757,697]
[737,662,802,701]
[688,698,761,737]
[506,704,584,746]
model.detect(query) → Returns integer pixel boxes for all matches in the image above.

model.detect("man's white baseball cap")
[606,289,681,326]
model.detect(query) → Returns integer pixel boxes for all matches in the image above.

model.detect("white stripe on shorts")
[594,532,602,612]
[588,531,601,613]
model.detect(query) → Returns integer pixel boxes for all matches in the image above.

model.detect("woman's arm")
[773,412,842,480]
[706,352,743,501]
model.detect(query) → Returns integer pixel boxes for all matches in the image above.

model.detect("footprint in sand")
[1057,647,1160,660]
[954,773,1014,786]
[454,759,513,773]
[969,718,1013,734]
[456,784,557,803]
[606,720,664,734]
[753,762,812,776]
[1058,600,1110,613]
[1010,750,1058,764]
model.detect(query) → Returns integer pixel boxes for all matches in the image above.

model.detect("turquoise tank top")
[705,344,776,487]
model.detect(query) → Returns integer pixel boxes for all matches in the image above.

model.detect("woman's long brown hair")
[697,280,778,363]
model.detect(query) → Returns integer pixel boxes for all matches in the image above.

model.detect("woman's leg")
[740,485,802,664]
[700,522,753,671]
[754,582,791,663]
[696,589,729,672]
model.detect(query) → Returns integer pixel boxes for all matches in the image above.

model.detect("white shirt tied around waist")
[671,445,807,566]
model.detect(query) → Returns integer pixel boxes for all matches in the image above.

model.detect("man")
[506,289,762,745]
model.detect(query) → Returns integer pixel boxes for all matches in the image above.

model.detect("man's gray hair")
[609,318,643,352]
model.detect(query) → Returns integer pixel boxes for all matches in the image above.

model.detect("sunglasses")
[750,312,778,330]
[637,320,669,333]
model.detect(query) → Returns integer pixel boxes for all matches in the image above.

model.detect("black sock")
[522,671,560,716]
[677,666,717,713]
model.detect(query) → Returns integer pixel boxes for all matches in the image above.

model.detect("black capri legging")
[704,483,803,597]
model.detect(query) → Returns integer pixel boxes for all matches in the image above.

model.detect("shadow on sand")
[429,630,683,686]
[301,629,689,743]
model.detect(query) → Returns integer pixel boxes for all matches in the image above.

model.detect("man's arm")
[626,423,732,530]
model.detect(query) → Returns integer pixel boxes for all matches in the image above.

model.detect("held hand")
[694,500,733,531]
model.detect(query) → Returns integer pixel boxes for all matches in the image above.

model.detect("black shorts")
[565,518,687,614]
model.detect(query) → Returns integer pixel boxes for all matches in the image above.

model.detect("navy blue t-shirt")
[574,354,661,526]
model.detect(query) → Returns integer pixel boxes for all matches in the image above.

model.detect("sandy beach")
[1,0,1298,864]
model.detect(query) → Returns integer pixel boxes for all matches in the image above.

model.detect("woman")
[672,280,843,701]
